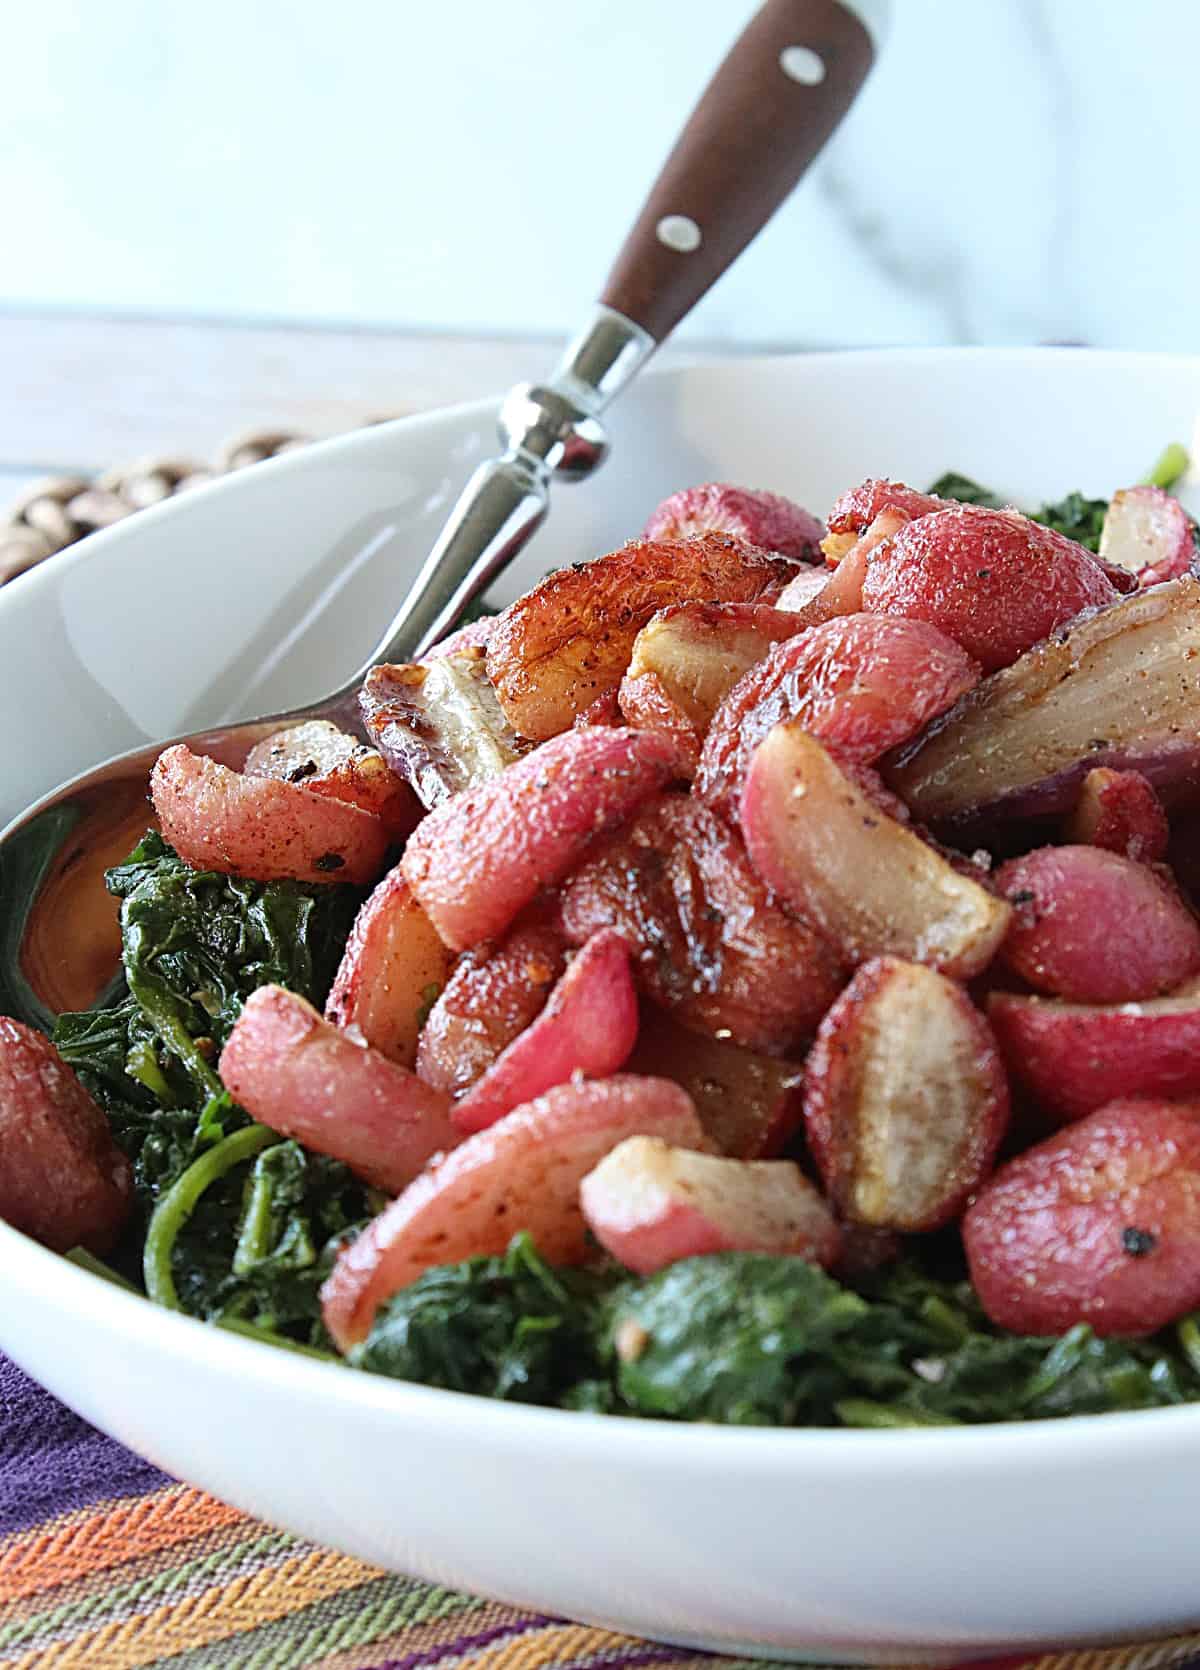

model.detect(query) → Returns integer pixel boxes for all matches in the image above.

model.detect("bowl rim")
[5,342,1200,1466]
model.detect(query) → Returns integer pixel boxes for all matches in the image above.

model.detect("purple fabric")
[0,1352,166,1538]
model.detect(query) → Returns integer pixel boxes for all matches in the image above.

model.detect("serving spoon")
[0,0,885,1026]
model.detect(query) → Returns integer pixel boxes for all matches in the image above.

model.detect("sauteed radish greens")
[7,451,1200,1427]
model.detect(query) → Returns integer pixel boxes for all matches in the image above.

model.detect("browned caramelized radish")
[415,921,568,1097]
[360,649,527,811]
[151,744,390,886]
[643,482,824,561]
[740,727,1010,978]
[995,845,1200,1003]
[822,477,949,557]
[219,986,458,1195]
[696,613,980,823]
[245,719,418,841]
[325,868,456,1067]
[803,958,1009,1232]
[888,576,1200,825]
[987,986,1200,1125]
[861,506,1118,673]
[625,1004,804,1158]
[485,533,797,740]
[618,600,807,772]
[402,726,679,951]
[964,1098,1200,1335]
[320,1074,709,1350]
[0,1019,131,1253]
[451,929,639,1134]
[557,793,845,1054]
[579,1138,840,1276]
[1065,767,1169,862]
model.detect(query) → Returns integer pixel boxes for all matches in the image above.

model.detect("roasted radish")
[557,793,845,1053]
[802,958,1009,1232]
[321,1074,708,1349]
[995,845,1200,1003]
[151,744,390,886]
[740,727,1011,978]
[643,482,824,561]
[888,577,1200,824]
[1064,767,1170,863]
[618,600,807,772]
[360,649,527,811]
[402,726,679,950]
[580,1137,840,1275]
[821,477,948,562]
[0,1020,131,1254]
[626,1004,805,1158]
[486,533,797,740]
[325,868,456,1067]
[219,986,458,1195]
[1099,485,1196,589]
[988,985,1200,1125]
[451,930,639,1134]
[696,613,980,823]
[964,1098,1200,1335]
[861,505,1118,673]
[244,719,418,841]
[415,921,568,1097]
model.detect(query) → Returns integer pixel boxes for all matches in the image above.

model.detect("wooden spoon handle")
[599,0,881,341]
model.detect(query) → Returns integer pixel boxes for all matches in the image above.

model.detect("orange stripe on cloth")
[2,1544,381,1670]
[451,1620,645,1670]
[0,1486,245,1602]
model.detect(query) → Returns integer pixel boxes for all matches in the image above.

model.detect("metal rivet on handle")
[655,215,703,253]
[779,45,826,85]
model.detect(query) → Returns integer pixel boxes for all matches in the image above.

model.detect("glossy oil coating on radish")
[618,600,808,773]
[580,1137,840,1276]
[963,1098,1200,1335]
[860,505,1118,673]
[642,483,824,561]
[695,613,980,823]
[486,533,797,740]
[451,929,639,1134]
[740,727,1010,978]
[802,958,1009,1232]
[1064,767,1170,863]
[415,920,567,1098]
[1099,486,1197,589]
[987,986,1200,1125]
[401,726,679,951]
[995,845,1200,1003]
[219,986,458,1195]
[360,650,527,811]
[888,577,1200,825]
[0,1019,131,1254]
[321,1074,708,1350]
[325,868,456,1067]
[626,1003,804,1158]
[244,719,418,841]
[557,793,845,1053]
[151,744,390,886]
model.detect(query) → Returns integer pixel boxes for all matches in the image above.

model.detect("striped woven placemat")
[4,431,1200,1668]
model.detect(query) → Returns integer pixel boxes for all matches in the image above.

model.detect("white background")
[2,0,1197,349]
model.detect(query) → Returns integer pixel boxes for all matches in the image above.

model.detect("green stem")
[144,1124,278,1309]
[216,1316,340,1363]
[65,1247,141,1294]
[1141,442,1190,491]
[834,1398,960,1429]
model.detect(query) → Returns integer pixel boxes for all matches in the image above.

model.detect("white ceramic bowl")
[3,349,1200,1662]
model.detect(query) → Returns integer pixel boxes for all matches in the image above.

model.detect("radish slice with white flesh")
[1099,486,1196,589]
[580,1137,841,1275]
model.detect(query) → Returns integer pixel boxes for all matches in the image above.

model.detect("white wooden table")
[0,313,711,509]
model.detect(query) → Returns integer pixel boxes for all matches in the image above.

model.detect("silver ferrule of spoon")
[363,306,657,668]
